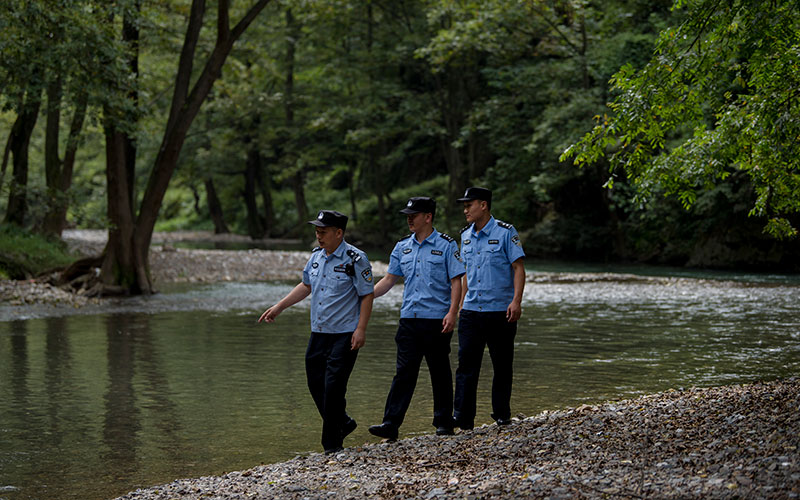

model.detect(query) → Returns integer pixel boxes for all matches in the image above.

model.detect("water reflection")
[0,276,798,500]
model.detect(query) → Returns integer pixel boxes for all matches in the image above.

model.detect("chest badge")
[431,249,443,256]
[488,239,500,245]
[402,248,413,254]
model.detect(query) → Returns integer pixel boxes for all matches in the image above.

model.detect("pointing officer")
[368,197,465,441]
[259,210,374,454]
[454,187,525,430]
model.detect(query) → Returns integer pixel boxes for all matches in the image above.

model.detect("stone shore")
[114,379,799,499]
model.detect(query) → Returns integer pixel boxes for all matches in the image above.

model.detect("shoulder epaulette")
[496,220,513,229]
[460,224,471,233]
[346,248,362,263]
[398,234,412,241]
[312,246,323,252]
[439,232,454,243]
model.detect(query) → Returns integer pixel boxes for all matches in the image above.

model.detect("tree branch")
[218,0,231,43]
[167,0,206,135]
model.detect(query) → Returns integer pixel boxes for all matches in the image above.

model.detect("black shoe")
[342,418,357,439]
[495,418,512,426]
[368,423,398,441]
[435,426,455,436]
[454,418,473,430]
[324,446,344,455]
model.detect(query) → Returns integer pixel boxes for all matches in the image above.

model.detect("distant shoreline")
[112,378,799,499]
[1,229,795,310]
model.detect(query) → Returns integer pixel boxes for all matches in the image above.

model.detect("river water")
[1,268,799,500]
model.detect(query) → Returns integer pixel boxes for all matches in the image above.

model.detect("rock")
[110,379,800,500]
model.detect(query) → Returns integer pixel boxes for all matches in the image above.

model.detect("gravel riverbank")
[114,378,799,499]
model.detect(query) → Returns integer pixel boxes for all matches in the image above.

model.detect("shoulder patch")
[460,224,471,233]
[496,220,513,230]
[312,246,323,252]
[398,234,412,242]
[439,232,454,243]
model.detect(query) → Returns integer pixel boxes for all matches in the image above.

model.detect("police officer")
[368,197,465,440]
[454,187,525,429]
[258,210,375,454]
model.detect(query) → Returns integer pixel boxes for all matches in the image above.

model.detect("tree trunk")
[347,163,358,221]
[4,92,41,226]
[283,8,308,230]
[435,66,474,219]
[291,173,309,227]
[100,0,143,295]
[41,82,88,237]
[204,178,229,234]
[244,147,265,239]
[254,162,275,236]
[101,127,145,293]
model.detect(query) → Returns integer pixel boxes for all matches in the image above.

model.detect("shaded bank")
[115,378,799,499]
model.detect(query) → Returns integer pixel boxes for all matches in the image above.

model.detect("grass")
[0,225,78,279]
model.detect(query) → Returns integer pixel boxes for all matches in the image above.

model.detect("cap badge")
[317,212,324,220]
[407,200,413,207]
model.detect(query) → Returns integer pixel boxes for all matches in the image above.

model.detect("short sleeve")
[302,255,314,285]
[446,240,466,280]
[386,242,403,277]
[506,226,525,263]
[352,253,375,296]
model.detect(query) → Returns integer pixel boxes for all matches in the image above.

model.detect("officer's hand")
[351,328,366,350]
[506,300,522,322]
[258,305,280,323]
[442,311,457,333]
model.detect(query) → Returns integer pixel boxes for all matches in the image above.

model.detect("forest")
[1,0,799,294]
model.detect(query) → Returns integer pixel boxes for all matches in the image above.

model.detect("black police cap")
[308,210,348,230]
[399,196,436,215]
[456,186,492,203]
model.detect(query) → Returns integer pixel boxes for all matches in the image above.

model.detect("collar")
[325,239,347,260]
[472,216,497,237]
[412,228,439,246]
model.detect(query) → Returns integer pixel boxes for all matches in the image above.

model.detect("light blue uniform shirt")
[460,216,525,312]
[302,240,374,333]
[387,229,466,319]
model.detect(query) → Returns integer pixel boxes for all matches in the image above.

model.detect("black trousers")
[454,310,517,427]
[305,331,358,451]
[382,318,454,429]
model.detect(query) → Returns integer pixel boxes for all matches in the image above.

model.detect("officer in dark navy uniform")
[259,210,374,454]
[368,197,465,441]
[454,187,525,430]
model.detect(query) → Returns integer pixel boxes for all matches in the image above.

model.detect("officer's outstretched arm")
[373,273,400,298]
[258,282,311,323]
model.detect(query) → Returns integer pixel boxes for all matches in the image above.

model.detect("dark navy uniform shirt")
[302,240,374,333]
[460,216,525,312]
[387,229,465,319]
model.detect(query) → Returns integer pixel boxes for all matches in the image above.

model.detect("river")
[1,266,799,500]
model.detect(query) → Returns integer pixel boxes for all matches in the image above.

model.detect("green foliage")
[1,0,797,271]
[563,0,800,239]
[0,225,76,278]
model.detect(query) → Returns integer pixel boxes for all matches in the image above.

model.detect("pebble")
[111,379,800,500]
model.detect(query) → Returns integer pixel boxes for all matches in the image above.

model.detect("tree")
[99,0,273,295]
[0,2,46,226]
[562,0,800,239]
